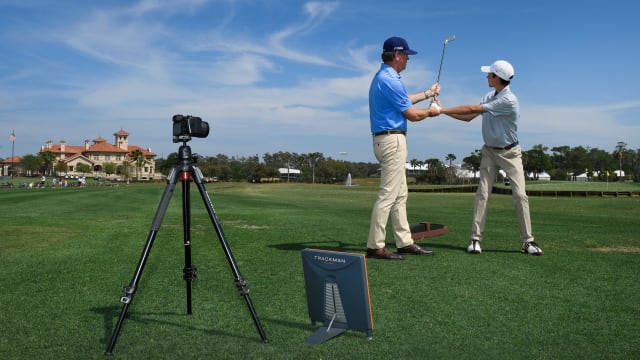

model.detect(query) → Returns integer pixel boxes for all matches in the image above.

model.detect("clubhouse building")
[40,129,157,180]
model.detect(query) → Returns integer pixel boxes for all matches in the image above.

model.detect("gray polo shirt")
[480,85,519,148]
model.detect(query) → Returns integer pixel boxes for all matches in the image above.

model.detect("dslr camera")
[173,114,210,143]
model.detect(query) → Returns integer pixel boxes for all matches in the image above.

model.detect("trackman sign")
[314,255,346,264]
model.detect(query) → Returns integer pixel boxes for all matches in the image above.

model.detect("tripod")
[105,141,269,355]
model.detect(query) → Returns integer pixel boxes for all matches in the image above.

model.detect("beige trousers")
[367,134,414,250]
[472,145,534,243]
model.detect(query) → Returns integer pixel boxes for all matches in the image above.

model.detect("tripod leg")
[104,167,179,355]
[180,169,197,315]
[191,165,269,343]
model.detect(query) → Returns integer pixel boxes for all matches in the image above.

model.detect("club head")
[444,35,456,44]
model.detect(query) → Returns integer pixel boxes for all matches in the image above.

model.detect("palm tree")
[307,152,323,184]
[410,159,418,176]
[614,141,627,179]
[445,153,457,183]
[463,150,481,180]
[425,158,441,178]
[281,153,292,182]
[130,149,145,181]
[39,150,57,176]
[445,153,456,167]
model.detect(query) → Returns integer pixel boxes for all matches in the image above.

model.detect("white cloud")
[128,0,210,16]
[519,102,640,151]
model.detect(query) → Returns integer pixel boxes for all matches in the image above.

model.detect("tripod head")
[177,142,198,168]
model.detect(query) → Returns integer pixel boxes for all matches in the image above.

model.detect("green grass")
[1,182,639,359]
[408,179,640,192]
[513,180,640,192]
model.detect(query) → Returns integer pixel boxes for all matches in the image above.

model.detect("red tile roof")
[88,142,128,153]
[1,156,21,163]
[127,145,155,156]
[41,129,156,158]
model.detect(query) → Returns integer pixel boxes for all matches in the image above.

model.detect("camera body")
[173,114,210,143]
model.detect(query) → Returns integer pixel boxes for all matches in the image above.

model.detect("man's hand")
[427,83,441,98]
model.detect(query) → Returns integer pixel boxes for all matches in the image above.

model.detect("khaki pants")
[472,145,534,243]
[367,134,414,250]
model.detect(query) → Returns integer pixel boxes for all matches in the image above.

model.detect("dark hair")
[491,73,510,86]
[381,51,396,62]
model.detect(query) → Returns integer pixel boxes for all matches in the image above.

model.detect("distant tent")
[405,162,428,171]
[278,168,301,179]
[529,171,551,181]
[575,172,588,181]
[456,169,479,179]
[405,162,428,176]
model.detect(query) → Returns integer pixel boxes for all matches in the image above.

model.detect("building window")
[116,155,122,161]
[93,155,100,160]
[105,155,111,161]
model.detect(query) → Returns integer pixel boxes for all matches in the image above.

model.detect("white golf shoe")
[467,240,482,254]
[521,241,543,256]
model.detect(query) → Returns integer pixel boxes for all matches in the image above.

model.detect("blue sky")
[1,0,638,163]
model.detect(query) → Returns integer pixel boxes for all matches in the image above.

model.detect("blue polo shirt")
[480,85,520,148]
[369,64,412,134]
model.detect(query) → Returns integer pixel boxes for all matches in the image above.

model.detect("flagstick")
[11,130,15,182]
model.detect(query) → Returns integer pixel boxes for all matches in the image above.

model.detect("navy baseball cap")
[383,36,418,55]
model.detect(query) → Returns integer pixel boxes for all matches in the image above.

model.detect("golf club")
[436,35,456,85]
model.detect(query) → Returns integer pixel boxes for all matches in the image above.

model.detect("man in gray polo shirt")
[434,60,542,256]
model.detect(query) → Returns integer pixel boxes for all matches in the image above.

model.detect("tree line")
[154,141,639,183]
[8,141,637,184]
[155,152,379,183]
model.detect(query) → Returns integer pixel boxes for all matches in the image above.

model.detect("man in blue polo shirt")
[434,60,542,256]
[366,36,441,260]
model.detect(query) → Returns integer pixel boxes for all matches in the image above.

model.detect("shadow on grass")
[268,236,485,254]
[417,240,522,254]
[262,317,372,343]
[92,305,121,346]
[260,317,310,332]
[268,240,364,253]
[268,232,520,256]
[93,306,362,351]
[269,233,482,253]
[92,305,260,350]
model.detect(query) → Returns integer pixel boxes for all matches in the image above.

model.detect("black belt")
[489,141,519,150]
[373,130,406,137]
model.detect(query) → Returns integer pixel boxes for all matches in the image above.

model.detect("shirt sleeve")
[482,94,516,116]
